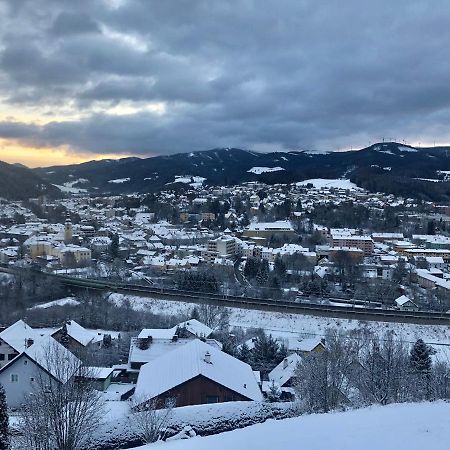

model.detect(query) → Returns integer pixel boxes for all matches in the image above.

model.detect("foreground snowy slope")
[136,402,450,450]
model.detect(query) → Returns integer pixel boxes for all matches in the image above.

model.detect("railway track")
[2,266,450,325]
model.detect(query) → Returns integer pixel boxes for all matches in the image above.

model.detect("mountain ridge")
[0,160,59,200]
[8,141,450,200]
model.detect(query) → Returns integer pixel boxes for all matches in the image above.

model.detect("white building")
[0,336,80,409]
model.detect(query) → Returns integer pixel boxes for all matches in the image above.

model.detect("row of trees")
[178,272,219,293]
[295,331,449,413]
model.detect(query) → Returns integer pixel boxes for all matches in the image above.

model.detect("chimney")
[283,357,289,369]
[172,335,178,342]
[26,338,34,348]
[204,351,211,364]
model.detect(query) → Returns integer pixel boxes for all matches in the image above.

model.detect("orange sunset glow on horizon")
[0,139,135,168]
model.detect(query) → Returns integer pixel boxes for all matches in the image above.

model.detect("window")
[0,354,4,361]
[11,374,18,383]
[206,395,219,403]
[7,354,15,361]
[24,360,28,365]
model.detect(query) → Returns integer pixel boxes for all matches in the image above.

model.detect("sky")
[2,0,450,167]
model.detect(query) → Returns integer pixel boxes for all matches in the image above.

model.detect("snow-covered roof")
[0,320,39,352]
[269,353,302,387]
[287,337,325,352]
[85,366,114,379]
[247,221,293,231]
[175,319,213,338]
[425,256,445,264]
[138,328,177,340]
[54,320,101,346]
[395,295,416,307]
[134,339,262,402]
[24,335,81,383]
[129,337,222,365]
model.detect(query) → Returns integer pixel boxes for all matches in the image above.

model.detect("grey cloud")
[49,12,101,36]
[2,0,450,157]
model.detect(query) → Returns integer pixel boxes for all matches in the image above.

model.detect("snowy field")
[30,297,80,309]
[133,402,450,450]
[296,178,359,190]
[33,293,450,363]
[108,294,450,353]
[108,177,131,184]
[247,167,285,174]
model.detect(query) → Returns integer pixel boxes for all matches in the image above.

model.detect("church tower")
[64,215,73,244]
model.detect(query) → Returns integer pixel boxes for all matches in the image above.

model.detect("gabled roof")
[175,319,213,338]
[269,353,302,387]
[134,339,262,402]
[395,295,417,307]
[85,366,114,379]
[287,337,325,352]
[25,335,80,383]
[0,320,39,352]
[0,335,80,384]
[53,320,101,346]
[137,328,177,340]
[129,337,222,365]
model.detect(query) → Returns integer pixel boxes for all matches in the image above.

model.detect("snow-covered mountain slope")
[32,142,450,200]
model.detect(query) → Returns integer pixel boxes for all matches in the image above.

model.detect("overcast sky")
[1,0,450,166]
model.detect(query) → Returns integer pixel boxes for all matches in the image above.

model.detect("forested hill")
[0,161,59,200]
[30,142,450,201]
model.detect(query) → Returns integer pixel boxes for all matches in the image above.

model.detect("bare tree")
[18,340,104,450]
[294,331,359,412]
[129,397,174,444]
[355,334,409,405]
[198,303,225,329]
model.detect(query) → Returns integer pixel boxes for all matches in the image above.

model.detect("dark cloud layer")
[1,0,450,157]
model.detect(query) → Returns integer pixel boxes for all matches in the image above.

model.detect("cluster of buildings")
[0,317,325,410]
[1,177,450,307]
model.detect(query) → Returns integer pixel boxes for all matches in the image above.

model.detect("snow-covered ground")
[108,177,131,184]
[296,178,359,190]
[108,294,450,350]
[170,175,206,188]
[53,178,89,193]
[29,297,80,309]
[247,167,285,174]
[398,145,418,152]
[133,402,450,450]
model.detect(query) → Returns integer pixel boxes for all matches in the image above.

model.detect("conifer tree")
[251,333,284,374]
[238,342,251,364]
[256,260,269,285]
[410,339,434,400]
[410,339,432,374]
[273,256,287,278]
[0,383,9,450]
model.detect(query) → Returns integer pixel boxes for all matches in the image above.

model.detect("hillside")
[33,142,450,200]
[0,160,59,200]
[134,402,450,450]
